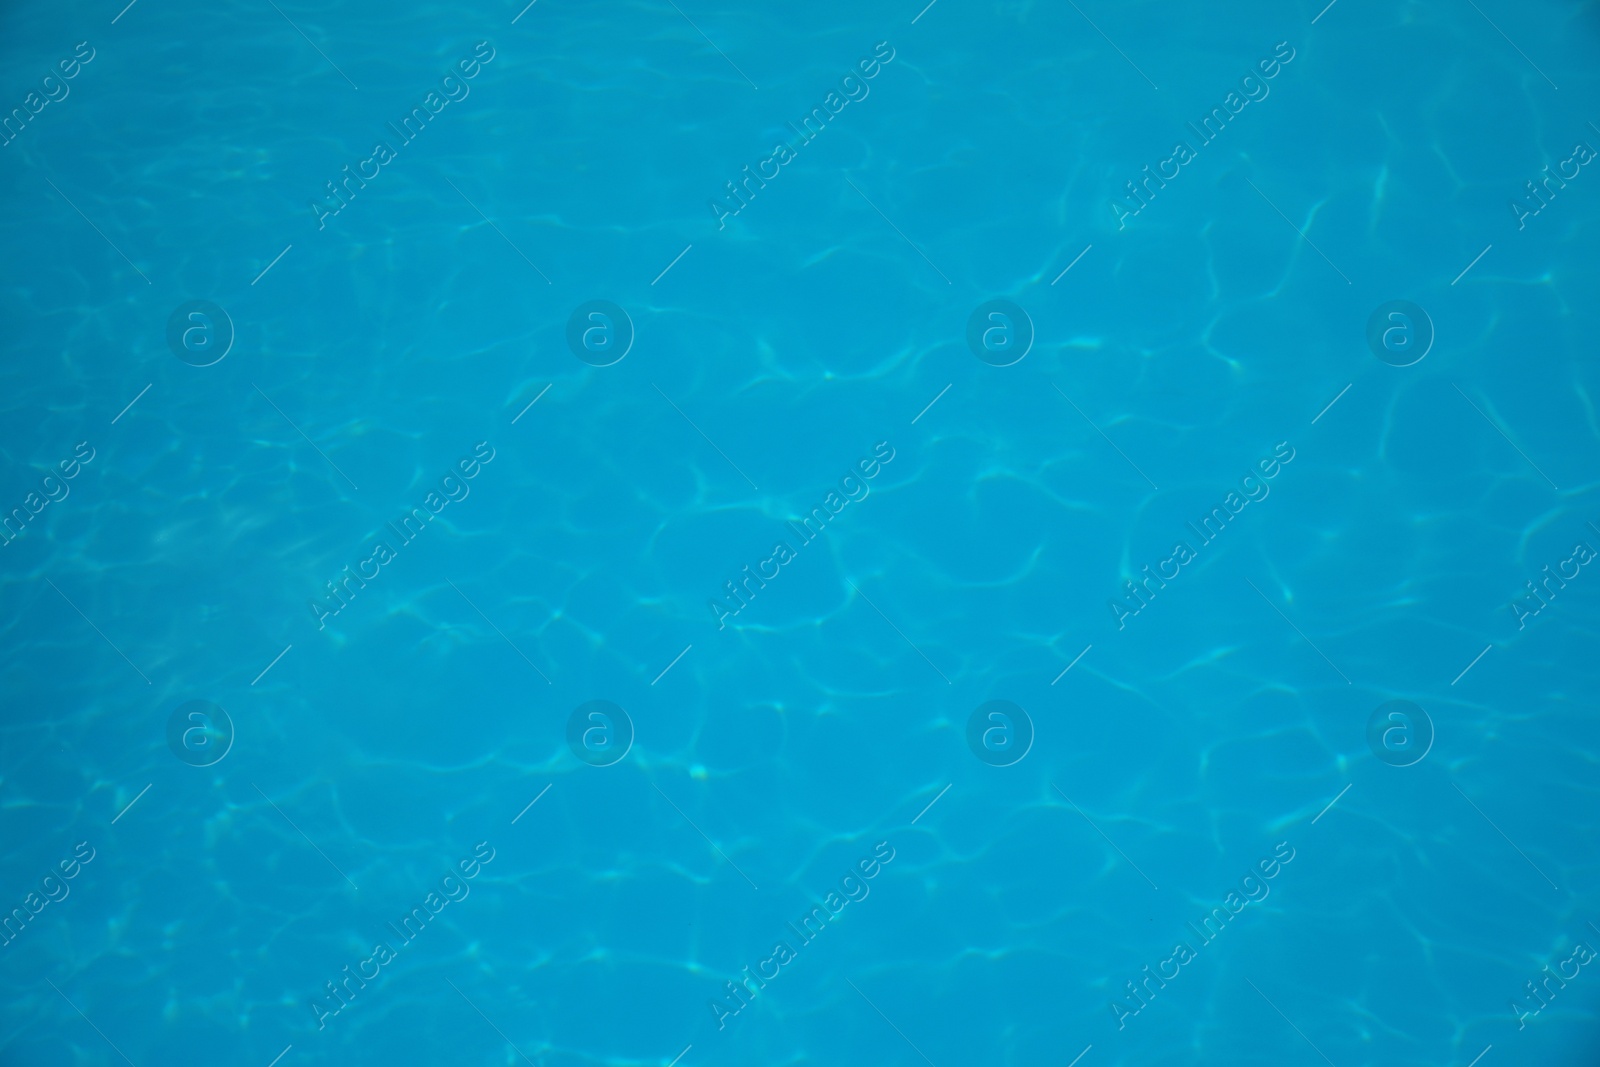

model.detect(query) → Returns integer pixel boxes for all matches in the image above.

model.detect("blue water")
[3,0,1599,1064]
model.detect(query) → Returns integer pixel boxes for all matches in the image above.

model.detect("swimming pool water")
[2,1,1599,1065]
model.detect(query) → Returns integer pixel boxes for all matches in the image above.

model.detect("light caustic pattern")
[1,1,1598,1066]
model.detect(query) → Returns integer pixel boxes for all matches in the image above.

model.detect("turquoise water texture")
[3,0,1600,1065]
